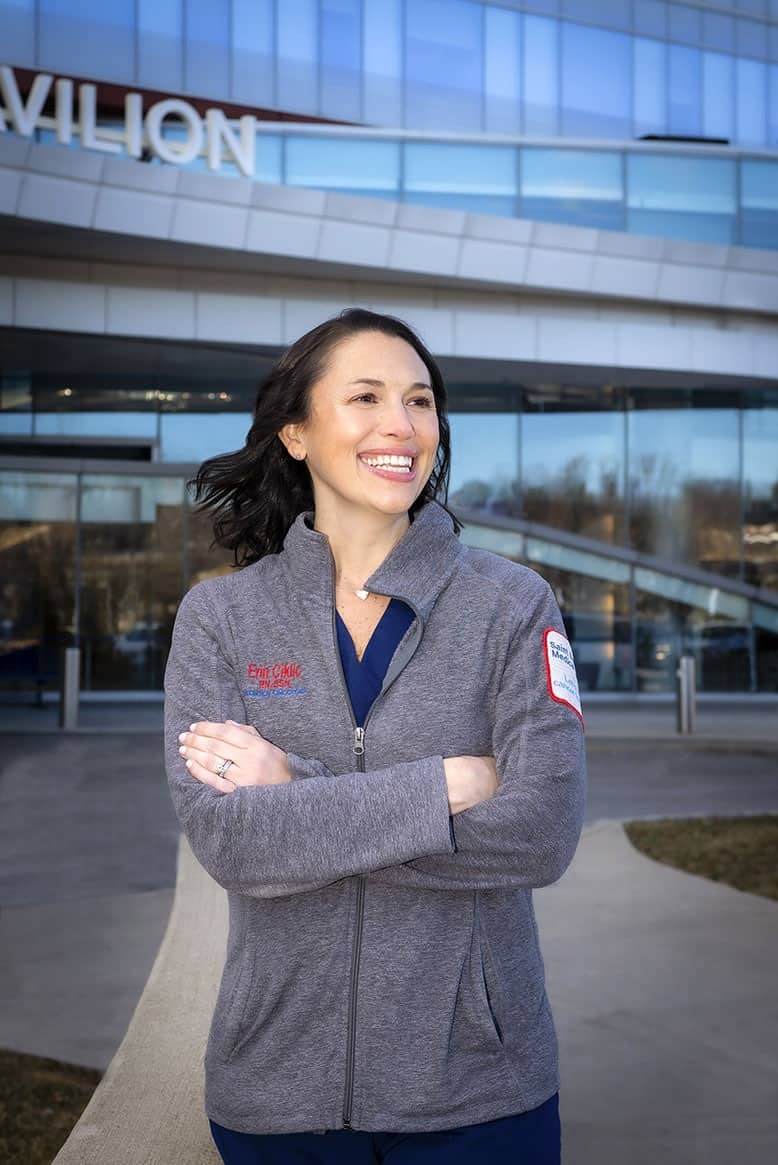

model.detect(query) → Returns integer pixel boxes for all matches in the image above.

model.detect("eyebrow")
[347,378,434,391]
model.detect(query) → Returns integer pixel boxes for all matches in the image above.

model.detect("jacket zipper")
[330,564,421,1130]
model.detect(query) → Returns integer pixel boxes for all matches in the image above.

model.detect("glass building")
[1,0,777,699]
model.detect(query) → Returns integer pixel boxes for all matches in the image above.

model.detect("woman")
[164,308,586,1164]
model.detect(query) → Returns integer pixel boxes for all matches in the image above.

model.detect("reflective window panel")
[364,0,402,126]
[523,15,559,136]
[743,403,778,593]
[634,37,667,138]
[159,413,252,463]
[522,388,627,544]
[484,5,521,134]
[626,153,737,244]
[184,0,229,95]
[405,142,516,217]
[702,51,735,141]
[39,0,135,84]
[1,0,35,64]
[405,0,483,132]
[521,148,624,231]
[448,413,520,515]
[232,0,274,108]
[741,160,778,249]
[627,401,741,577]
[286,136,401,195]
[321,0,362,122]
[526,562,632,693]
[634,575,751,693]
[736,58,768,145]
[668,44,702,136]
[561,22,631,139]
[277,0,318,113]
[0,470,77,693]
[754,603,778,693]
[79,474,184,690]
[138,0,184,93]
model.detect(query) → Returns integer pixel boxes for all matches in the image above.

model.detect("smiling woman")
[164,307,585,1164]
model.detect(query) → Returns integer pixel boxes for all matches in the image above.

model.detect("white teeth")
[361,454,413,470]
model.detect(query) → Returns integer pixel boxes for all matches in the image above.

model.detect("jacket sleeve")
[163,585,454,899]
[291,576,586,892]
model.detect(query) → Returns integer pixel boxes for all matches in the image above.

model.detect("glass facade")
[5,1,778,148]
[2,332,776,696]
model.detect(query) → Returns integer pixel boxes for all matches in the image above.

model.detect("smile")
[358,453,417,479]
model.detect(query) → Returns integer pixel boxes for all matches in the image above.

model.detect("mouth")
[358,452,417,482]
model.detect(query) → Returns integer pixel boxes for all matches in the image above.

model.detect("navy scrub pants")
[209,1092,560,1163]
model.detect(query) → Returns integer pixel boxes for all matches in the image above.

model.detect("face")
[281,331,440,521]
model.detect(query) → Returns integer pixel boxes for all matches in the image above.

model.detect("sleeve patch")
[543,628,583,720]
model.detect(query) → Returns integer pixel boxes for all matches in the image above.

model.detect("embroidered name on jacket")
[244,661,306,697]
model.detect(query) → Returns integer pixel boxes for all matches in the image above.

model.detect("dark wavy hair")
[189,307,462,566]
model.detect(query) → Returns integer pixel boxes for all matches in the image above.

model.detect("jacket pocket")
[475,893,505,1047]
[214,943,258,1063]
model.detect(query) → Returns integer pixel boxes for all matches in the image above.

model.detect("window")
[485,6,521,134]
[634,38,666,138]
[184,0,229,95]
[448,413,520,514]
[521,147,624,230]
[139,0,183,92]
[522,393,627,544]
[405,141,516,215]
[627,153,736,243]
[277,0,318,114]
[522,15,558,136]
[39,0,135,84]
[628,401,741,578]
[232,0,274,107]
[703,52,734,141]
[736,58,767,145]
[364,0,402,126]
[286,136,400,196]
[405,0,483,131]
[321,0,361,122]
[561,22,630,139]
[668,44,702,136]
[2,0,35,64]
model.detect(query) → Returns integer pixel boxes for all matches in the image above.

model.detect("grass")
[624,814,778,902]
[2,817,775,1160]
[0,1049,101,1165]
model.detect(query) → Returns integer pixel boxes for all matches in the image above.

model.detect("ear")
[277,423,306,461]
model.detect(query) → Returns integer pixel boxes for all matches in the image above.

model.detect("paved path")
[0,703,777,1162]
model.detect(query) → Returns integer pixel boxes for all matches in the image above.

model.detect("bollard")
[675,654,696,734]
[59,646,81,731]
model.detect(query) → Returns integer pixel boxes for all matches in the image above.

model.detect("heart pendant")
[355,589,369,601]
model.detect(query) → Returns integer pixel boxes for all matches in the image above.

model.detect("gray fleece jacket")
[163,498,586,1135]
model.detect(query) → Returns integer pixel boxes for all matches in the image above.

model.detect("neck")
[312,500,412,588]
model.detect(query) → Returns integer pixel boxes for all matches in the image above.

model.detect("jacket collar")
[280,500,465,618]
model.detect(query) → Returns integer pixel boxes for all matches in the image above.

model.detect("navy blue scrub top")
[335,597,415,726]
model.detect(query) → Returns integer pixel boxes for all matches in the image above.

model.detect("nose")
[378,397,415,438]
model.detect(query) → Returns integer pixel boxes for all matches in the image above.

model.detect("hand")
[443,755,498,815]
[178,720,292,795]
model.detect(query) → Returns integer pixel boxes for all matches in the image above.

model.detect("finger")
[184,755,237,795]
[180,742,237,773]
[226,720,260,736]
[181,722,251,752]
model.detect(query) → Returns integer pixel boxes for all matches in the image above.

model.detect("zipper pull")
[353,727,365,755]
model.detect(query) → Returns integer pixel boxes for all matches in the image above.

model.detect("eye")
[410,395,435,408]
[351,392,378,403]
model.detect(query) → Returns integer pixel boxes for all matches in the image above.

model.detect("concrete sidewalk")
[1,703,777,1162]
[46,822,778,1165]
